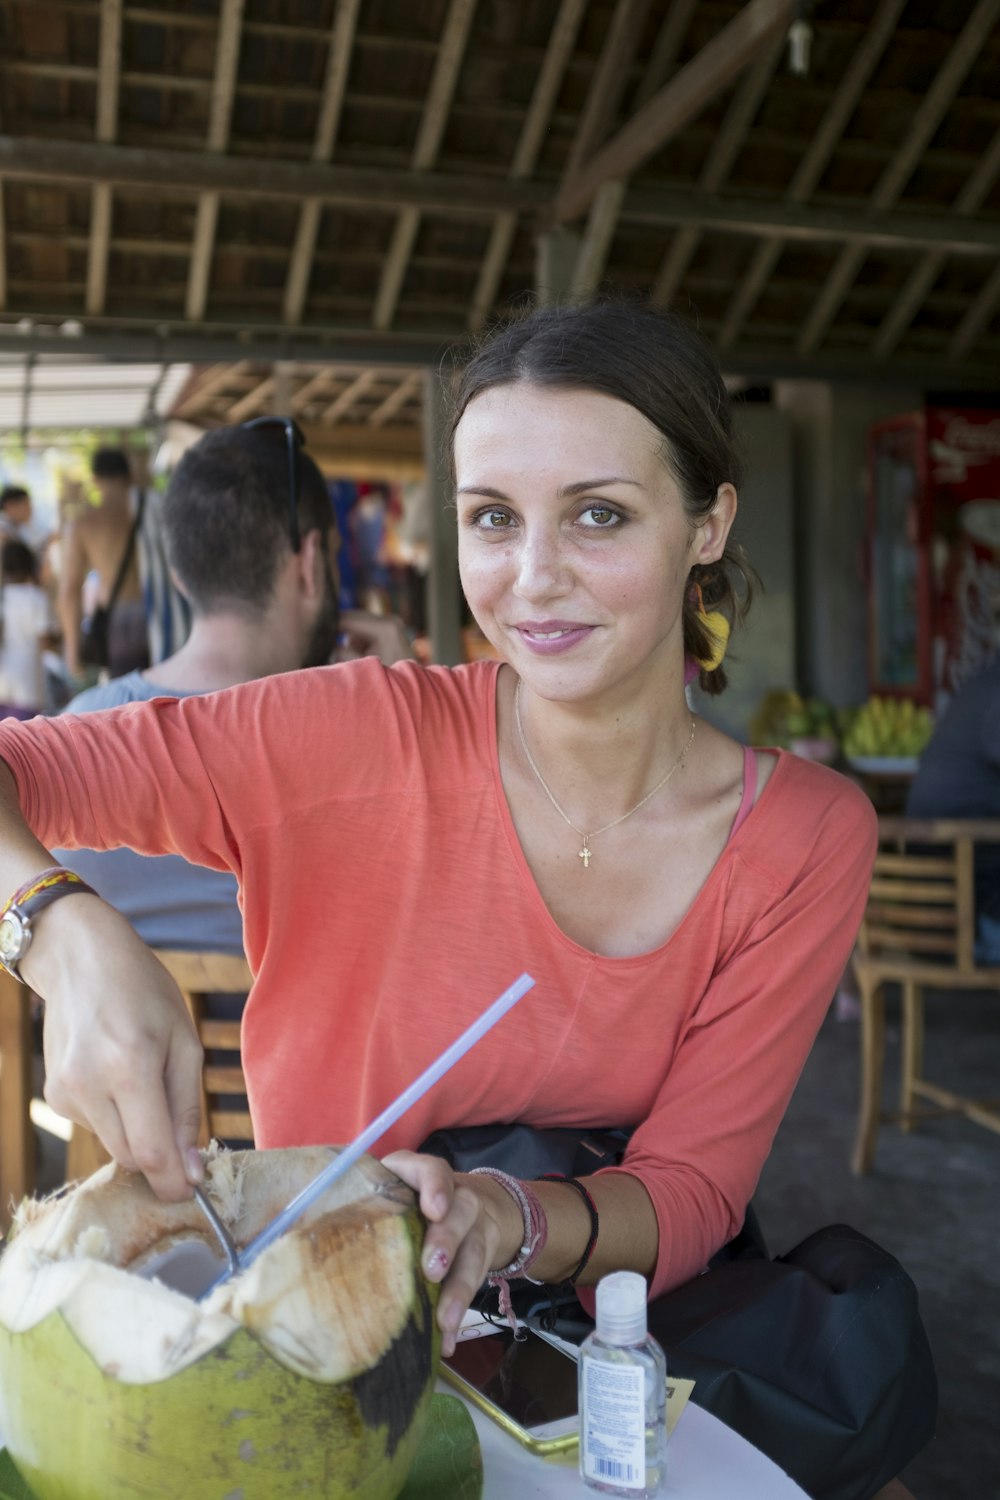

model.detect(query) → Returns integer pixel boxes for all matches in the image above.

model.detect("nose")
[512,524,572,603]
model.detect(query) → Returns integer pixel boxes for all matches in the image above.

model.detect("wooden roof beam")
[797,0,1000,356]
[227,372,276,424]
[320,368,378,425]
[373,0,477,333]
[174,359,249,419]
[552,0,799,227]
[632,0,698,107]
[718,0,905,349]
[85,0,122,317]
[283,0,361,327]
[0,136,551,215]
[368,371,422,428]
[561,0,653,301]
[948,261,1000,361]
[290,369,342,414]
[0,97,6,311]
[468,0,587,331]
[873,126,1000,358]
[651,29,783,308]
[186,0,245,324]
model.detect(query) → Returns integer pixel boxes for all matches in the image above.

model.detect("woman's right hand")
[22,894,205,1201]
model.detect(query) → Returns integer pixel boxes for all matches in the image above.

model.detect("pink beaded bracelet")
[469,1167,548,1332]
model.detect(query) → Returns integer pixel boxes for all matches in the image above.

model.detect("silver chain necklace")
[513,680,696,870]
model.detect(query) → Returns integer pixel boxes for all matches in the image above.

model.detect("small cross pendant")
[579,841,592,869]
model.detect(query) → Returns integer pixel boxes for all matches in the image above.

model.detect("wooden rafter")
[873,127,1000,358]
[632,0,698,108]
[562,0,651,188]
[227,373,276,424]
[290,369,342,414]
[718,0,905,350]
[652,29,783,308]
[373,0,477,332]
[85,0,122,317]
[283,0,361,327]
[468,0,587,331]
[186,0,245,324]
[552,0,799,226]
[797,0,1000,355]
[175,360,249,419]
[0,96,6,311]
[948,261,1000,361]
[368,371,422,428]
[0,136,550,216]
[562,0,652,300]
[320,368,377,425]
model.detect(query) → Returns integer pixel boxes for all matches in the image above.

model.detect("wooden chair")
[0,967,33,1232]
[852,817,1000,1174]
[65,948,254,1181]
[0,950,253,1219]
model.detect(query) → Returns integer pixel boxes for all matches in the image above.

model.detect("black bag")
[79,496,143,670]
[420,1124,937,1500]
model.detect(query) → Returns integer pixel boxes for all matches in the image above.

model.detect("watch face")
[0,912,25,963]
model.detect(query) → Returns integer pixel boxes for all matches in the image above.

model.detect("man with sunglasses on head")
[51,421,410,955]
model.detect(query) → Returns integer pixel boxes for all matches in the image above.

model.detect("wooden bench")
[852,817,1000,1174]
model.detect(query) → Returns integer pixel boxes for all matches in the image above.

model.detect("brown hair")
[449,300,754,695]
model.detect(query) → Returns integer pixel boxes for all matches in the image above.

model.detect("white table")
[456,1391,810,1500]
[0,1397,809,1500]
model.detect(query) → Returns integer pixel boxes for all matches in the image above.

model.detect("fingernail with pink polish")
[425,1248,449,1278]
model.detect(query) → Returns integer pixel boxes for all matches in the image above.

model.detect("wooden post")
[423,367,462,666]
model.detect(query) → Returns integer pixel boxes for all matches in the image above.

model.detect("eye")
[579,505,621,528]
[471,507,515,531]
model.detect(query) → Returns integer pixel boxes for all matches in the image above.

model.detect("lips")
[513,620,595,654]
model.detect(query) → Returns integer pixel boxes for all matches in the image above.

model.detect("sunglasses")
[240,415,306,553]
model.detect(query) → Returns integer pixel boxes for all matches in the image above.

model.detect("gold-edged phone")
[441,1324,579,1456]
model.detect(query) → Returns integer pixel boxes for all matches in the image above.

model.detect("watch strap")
[0,867,98,980]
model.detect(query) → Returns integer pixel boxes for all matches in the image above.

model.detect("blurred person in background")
[0,540,56,720]
[58,447,148,680]
[907,655,1000,961]
[0,485,33,544]
[54,421,410,952]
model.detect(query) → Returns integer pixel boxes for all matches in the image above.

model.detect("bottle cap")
[594,1270,648,1345]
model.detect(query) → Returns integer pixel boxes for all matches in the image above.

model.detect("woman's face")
[454,382,734,704]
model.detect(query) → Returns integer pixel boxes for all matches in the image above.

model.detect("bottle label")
[581,1356,646,1490]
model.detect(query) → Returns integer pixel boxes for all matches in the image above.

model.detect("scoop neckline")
[482,661,788,967]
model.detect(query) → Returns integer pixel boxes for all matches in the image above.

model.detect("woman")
[0,302,875,1357]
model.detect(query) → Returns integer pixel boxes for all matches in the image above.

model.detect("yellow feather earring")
[692,582,730,672]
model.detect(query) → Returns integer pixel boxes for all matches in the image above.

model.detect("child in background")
[0,540,56,719]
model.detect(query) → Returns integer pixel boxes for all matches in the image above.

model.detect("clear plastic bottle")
[578,1271,667,1497]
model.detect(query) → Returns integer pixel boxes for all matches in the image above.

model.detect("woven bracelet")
[537,1174,600,1285]
[469,1167,548,1333]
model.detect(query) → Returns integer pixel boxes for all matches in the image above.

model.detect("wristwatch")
[0,867,97,982]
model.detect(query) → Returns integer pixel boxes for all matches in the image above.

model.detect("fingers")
[164,1024,207,1187]
[382,1151,497,1357]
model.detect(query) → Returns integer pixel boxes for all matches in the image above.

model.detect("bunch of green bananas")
[842,696,934,759]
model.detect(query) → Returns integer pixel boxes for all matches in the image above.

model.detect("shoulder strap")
[105,491,145,614]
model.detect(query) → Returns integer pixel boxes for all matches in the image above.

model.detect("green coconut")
[0,1146,440,1500]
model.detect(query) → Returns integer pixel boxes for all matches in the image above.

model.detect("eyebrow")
[456,477,643,499]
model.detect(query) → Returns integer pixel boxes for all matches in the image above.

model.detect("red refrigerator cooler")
[867,405,1000,708]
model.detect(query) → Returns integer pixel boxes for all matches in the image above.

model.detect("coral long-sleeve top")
[0,659,876,1298]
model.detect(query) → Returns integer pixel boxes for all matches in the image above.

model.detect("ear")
[296,528,325,600]
[689,482,737,567]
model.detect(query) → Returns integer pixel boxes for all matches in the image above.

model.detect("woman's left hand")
[382,1150,521,1356]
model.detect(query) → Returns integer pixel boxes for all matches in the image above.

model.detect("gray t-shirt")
[53,671,244,953]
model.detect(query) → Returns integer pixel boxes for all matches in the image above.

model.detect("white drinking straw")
[199,971,535,1298]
